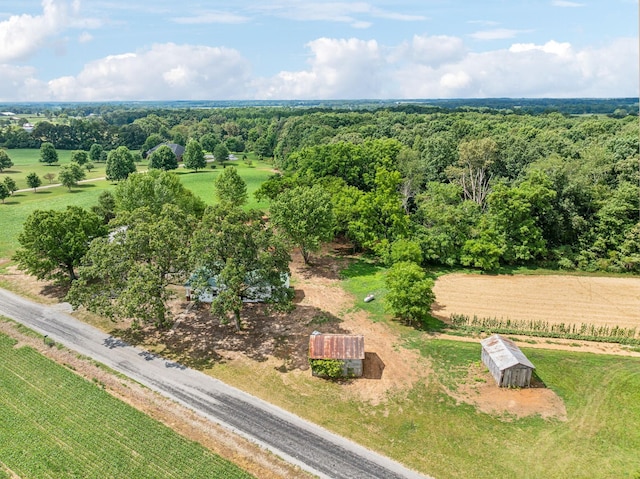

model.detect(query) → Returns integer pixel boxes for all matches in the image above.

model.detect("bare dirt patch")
[446,362,567,421]
[432,273,640,329]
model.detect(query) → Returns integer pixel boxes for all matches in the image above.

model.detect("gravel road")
[0,287,432,479]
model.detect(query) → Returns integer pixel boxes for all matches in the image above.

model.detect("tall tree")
[183,139,206,172]
[13,206,106,282]
[67,204,195,328]
[269,185,336,264]
[214,166,247,207]
[385,261,435,326]
[71,150,88,165]
[26,172,41,191]
[0,183,9,203]
[39,142,59,165]
[190,204,292,331]
[114,169,205,218]
[213,143,230,168]
[148,145,178,171]
[58,162,87,190]
[106,146,136,182]
[446,138,498,208]
[0,150,13,172]
[3,176,16,195]
[89,143,104,163]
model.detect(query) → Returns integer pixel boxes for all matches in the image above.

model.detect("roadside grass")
[0,332,254,479]
[203,330,640,479]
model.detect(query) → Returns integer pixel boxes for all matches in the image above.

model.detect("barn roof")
[480,334,535,370]
[308,333,365,360]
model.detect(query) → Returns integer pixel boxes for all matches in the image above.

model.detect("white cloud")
[469,28,532,40]
[173,11,250,25]
[0,0,100,63]
[78,31,93,43]
[551,1,585,7]
[258,37,389,99]
[44,43,253,101]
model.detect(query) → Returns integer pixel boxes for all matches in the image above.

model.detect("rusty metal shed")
[308,333,365,377]
[481,334,535,387]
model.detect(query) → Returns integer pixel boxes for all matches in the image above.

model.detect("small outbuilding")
[308,332,365,378]
[480,334,535,388]
[146,142,185,161]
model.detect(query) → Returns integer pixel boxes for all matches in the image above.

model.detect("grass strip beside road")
[0,332,255,479]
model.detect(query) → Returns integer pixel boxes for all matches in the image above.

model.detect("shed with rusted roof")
[481,334,535,387]
[308,332,365,377]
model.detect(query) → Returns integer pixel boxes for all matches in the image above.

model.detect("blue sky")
[0,0,637,101]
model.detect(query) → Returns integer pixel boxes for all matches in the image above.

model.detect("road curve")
[0,288,432,479]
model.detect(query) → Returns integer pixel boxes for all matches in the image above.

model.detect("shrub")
[309,359,344,378]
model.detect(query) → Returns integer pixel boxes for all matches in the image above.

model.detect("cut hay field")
[0,332,254,479]
[432,273,640,330]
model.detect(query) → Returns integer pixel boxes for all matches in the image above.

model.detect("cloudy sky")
[0,0,638,101]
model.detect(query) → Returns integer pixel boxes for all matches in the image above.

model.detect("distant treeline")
[1,101,638,274]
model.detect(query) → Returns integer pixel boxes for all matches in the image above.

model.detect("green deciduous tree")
[39,142,59,165]
[71,150,88,165]
[148,145,178,171]
[214,166,247,207]
[114,169,205,218]
[183,139,206,172]
[190,205,292,331]
[0,150,13,172]
[13,206,106,282]
[89,143,104,163]
[269,185,336,264]
[67,204,195,328]
[91,190,116,224]
[106,146,136,181]
[213,143,230,168]
[446,138,498,208]
[3,176,16,195]
[384,261,435,326]
[0,183,9,203]
[58,162,86,190]
[26,172,41,191]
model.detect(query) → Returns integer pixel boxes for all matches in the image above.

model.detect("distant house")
[480,334,535,388]
[22,122,34,132]
[184,269,290,303]
[146,142,185,161]
[308,332,365,377]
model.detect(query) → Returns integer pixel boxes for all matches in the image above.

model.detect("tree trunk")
[233,309,242,332]
[301,247,311,265]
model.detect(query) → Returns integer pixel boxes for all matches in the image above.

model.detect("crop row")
[448,314,640,345]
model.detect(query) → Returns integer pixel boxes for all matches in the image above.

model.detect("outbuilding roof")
[480,334,535,370]
[308,333,365,360]
[146,142,185,158]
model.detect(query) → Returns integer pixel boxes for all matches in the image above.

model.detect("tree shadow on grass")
[40,281,71,301]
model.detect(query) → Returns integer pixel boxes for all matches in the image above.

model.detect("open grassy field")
[0,332,254,479]
[0,149,275,261]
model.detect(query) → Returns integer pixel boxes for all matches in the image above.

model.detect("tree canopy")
[39,142,59,165]
[214,166,247,207]
[106,146,136,181]
[148,145,178,171]
[183,139,206,171]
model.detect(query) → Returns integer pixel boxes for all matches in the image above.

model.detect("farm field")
[0,332,254,479]
[432,273,640,329]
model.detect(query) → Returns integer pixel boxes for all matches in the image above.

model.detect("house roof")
[480,334,535,370]
[146,142,185,158]
[308,333,365,360]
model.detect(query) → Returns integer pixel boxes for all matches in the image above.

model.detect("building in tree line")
[184,268,290,303]
[480,334,535,387]
[145,142,185,161]
[308,332,365,377]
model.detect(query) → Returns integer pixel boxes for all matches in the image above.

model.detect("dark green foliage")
[309,359,345,379]
[3,176,16,195]
[25,172,41,191]
[0,183,9,203]
[0,149,13,171]
[13,206,107,282]
[71,150,88,165]
[384,261,435,326]
[106,146,136,181]
[213,143,230,168]
[183,139,206,171]
[214,166,248,207]
[39,142,58,164]
[89,143,104,162]
[58,162,87,190]
[148,145,178,171]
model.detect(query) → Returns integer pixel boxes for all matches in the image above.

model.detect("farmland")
[0,331,254,479]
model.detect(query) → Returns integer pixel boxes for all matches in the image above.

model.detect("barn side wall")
[342,359,363,377]
[481,348,502,386]
[501,366,532,388]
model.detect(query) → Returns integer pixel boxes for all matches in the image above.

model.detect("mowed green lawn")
[0,331,254,479]
[0,149,275,261]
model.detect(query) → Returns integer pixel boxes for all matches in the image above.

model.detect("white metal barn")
[480,334,535,388]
